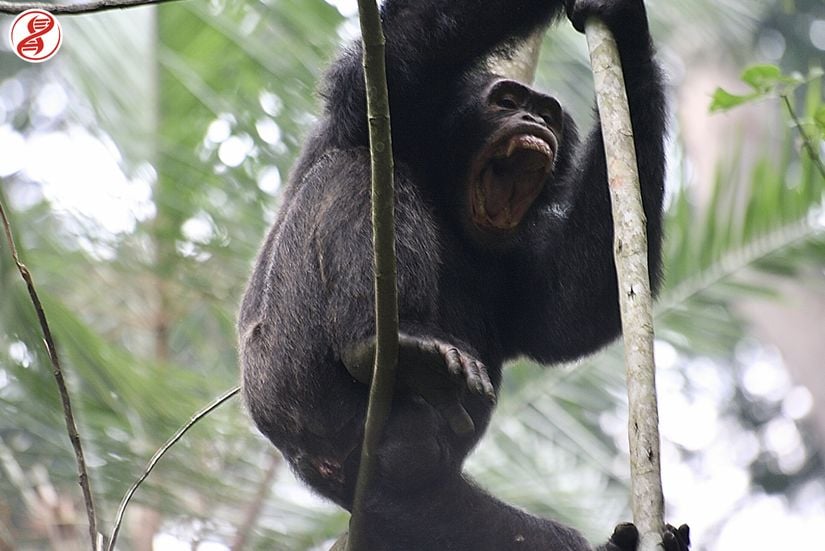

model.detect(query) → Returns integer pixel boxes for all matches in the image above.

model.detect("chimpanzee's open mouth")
[470,130,556,231]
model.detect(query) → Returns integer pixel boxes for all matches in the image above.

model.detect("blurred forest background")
[1,0,824,549]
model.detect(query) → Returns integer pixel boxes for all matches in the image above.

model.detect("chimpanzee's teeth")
[506,139,518,158]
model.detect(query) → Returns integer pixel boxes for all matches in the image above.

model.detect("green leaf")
[709,87,758,112]
[741,63,783,90]
[814,105,825,133]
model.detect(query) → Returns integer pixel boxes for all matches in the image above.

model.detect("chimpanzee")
[239,0,687,549]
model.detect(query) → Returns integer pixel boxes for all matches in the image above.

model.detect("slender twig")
[585,20,663,551]
[107,385,240,551]
[781,94,825,182]
[0,0,183,15]
[346,1,399,550]
[0,200,99,550]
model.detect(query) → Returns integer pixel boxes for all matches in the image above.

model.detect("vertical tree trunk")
[585,19,664,551]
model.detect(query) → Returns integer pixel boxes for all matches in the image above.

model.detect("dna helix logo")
[10,9,62,63]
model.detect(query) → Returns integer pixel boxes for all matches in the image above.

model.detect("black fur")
[239,0,675,549]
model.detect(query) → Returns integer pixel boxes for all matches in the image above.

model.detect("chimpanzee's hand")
[341,334,496,435]
[663,524,691,551]
[600,523,690,551]
[564,0,649,36]
[603,523,638,551]
[397,335,496,436]
[399,336,495,398]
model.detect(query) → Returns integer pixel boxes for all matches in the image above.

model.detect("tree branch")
[781,94,825,182]
[584,19,664,551]
[0,0,184,15]
[107,385,240,551]
[0,199,100,550]
[344,1,399,550]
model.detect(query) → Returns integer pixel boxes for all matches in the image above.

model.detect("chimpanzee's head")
[438,76,570,245]
[466,78,564,232]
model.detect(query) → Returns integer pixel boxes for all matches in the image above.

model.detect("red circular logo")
[9,9,62,63]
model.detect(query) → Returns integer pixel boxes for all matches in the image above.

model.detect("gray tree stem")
[585,19,664,551]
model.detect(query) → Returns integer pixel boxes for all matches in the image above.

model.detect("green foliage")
[661,63,825,354]
[710,63,824,111]
[1,1,349,548]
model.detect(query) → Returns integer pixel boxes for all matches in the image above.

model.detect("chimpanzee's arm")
[510,0,667,363]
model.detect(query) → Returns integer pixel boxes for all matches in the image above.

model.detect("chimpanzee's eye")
[496,96,519,109]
